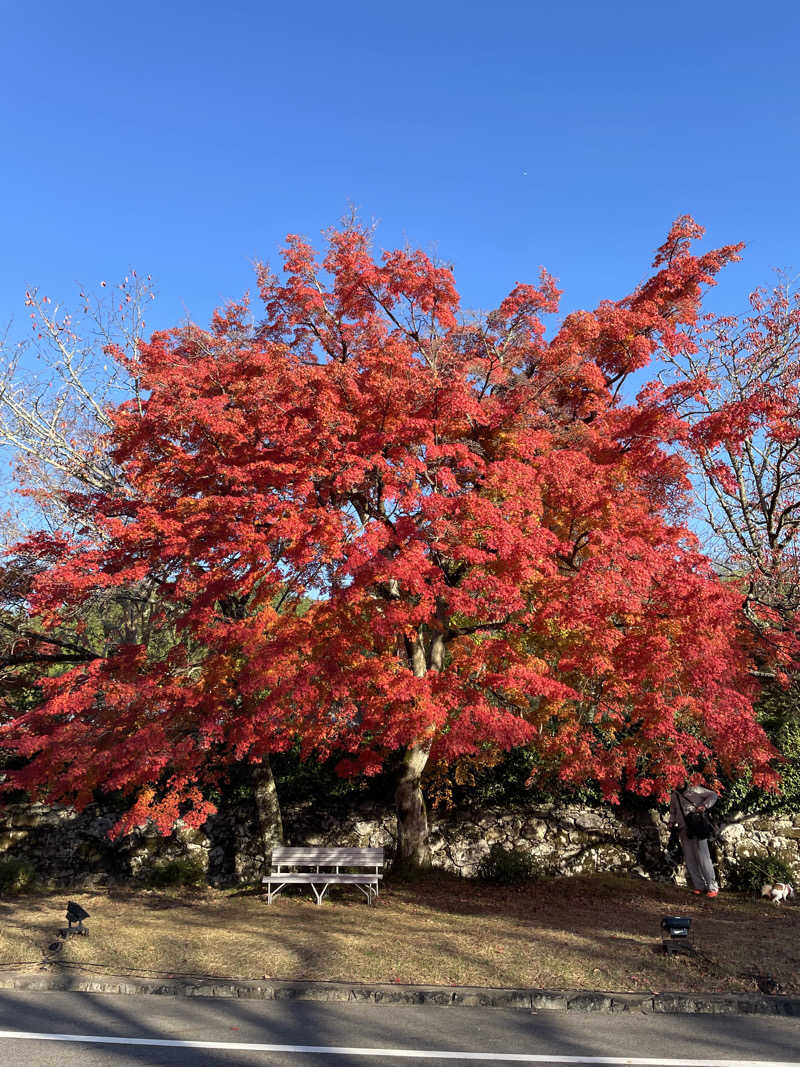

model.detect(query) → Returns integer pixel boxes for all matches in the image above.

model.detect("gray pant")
[680,832,718,892]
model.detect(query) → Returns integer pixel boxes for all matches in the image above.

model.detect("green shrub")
[721,683,800,818]
[0,857,36,894]
[725,855,796,894]
[142,855,206,888]
[476,843,541,885]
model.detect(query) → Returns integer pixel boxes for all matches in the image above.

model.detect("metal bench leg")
[265,882,287,904]
[353,882,378,905]
[311,882,330,906]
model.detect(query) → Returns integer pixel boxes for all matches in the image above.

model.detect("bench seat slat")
[262,873,380,884]
[271,848,383,863]
[273,866,386,874]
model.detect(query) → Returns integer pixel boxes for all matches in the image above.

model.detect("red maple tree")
[0,218,777,865]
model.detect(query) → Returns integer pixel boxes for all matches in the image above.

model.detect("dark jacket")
[669,785,719,832]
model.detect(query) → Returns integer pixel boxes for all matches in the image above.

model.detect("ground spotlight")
[660,915,693,955]
[60,901,90,939]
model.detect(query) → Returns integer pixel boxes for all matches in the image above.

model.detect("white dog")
[761,882,795,905]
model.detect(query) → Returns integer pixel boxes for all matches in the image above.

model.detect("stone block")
[232,984,274,999]
[574,812,605,832]
[450,989,532,1009]
[530,991,569,1010]
[274,983,351,1001]
[610,993,653,1012]
[0,830,28,850]
[653,994,751,1014]
[567,992,614,1011]
[373,989,427,1004]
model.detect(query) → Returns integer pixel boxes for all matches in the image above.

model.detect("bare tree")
[658,275,800,657]
[0,274,156,683]
[0,273,154,542]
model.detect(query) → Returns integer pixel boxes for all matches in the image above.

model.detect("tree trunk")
[247,756,284,866]
[394,741,432,872]
[393,621,447,872]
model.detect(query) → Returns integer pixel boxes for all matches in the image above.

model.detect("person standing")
[669,781,720,897]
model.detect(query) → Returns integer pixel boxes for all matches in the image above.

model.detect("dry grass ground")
[0,873,797,995]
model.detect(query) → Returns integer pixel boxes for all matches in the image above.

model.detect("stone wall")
[718,812,800,878]
[282,799,648,879]
[0,797,798,887]
[286,800,800,885]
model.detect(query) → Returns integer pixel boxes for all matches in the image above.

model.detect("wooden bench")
[262,846,384,906]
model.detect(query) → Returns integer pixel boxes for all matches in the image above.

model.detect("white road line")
[0,1032,798,1065]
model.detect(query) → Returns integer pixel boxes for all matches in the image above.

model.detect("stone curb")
[0,969,798,1016]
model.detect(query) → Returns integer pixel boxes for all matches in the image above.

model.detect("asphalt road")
[0,991,799,1066]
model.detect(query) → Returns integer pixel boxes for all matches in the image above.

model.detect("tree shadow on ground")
[0,875,797,997]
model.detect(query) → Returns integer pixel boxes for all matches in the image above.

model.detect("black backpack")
[678,792,717,840]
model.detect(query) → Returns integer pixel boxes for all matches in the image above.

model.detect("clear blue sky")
[2,0,799,347]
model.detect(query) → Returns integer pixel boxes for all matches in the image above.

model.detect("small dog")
[761,882,795,905]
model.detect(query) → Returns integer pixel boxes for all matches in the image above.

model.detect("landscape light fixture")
[60,901,90,939]
[660,914,693,956]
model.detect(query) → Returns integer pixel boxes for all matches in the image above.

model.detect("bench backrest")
[271,846,383,868]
